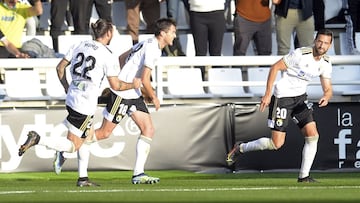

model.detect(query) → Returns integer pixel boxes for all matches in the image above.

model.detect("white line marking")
[1,186,360,195]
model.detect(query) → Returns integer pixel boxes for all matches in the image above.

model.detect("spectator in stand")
[233,0,272,56]
[188,0,226,80]
[70,0,113,35]
[50,0,72,52]
[0,0,43,58]
[232,0,273,93]
[0,31,28,58]
[273,0,314,55]
[313,0,324,31]
[20,0,39,36]
[125,0,161,45]
[182,0,190,11]
[347,0,360,54]
[349,0,360,34]
[163,0,185,56]
[295,0,324,49]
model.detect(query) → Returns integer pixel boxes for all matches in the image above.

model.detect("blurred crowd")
[0,0,359,84]
[1,0,360,58]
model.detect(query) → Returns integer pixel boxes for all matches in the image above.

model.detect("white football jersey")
[112,36,161,99]
[64,40,120,115]
[275,47,332,98]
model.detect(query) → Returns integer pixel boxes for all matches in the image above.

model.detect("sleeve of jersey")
[320,59,332,79]
[143,43,159,70]
[283,49,301,69]
[19,4,32,18]
[64,45,75,61]
[105,55,121,77]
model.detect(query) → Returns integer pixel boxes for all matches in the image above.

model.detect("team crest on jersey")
[276,118,283,127]
[298,70,305,77]
[116,115,123,122]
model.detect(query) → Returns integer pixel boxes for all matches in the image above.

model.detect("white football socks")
[133,135,152,176]
[78,142,90,178]
[240,137,277,153]
[38,136,75,153]
[299,135,319,179]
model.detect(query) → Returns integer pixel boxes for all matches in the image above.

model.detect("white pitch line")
[1,186,360,195]
[0,191,35,195]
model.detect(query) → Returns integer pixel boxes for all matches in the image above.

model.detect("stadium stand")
[207,68,253,97]
[165,68,212,98]
[1,0,359,107]
[57,34,93,55]
[0,55,360,107]
[332,65,360,96]
[4,69,49,100]
[247,67,281,97]
[45,68,68,100]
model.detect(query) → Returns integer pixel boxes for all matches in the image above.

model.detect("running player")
[18,19,141,186]
[54,18,177,185]
[227,29,334,183]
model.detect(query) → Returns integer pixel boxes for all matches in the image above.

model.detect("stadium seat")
[57,34,93,55]
[208,68,253,97]
[45,68,67,99]
[4,70,47,100]
[332,65,360,96]
[247,67,281,96]
[166,68,212,98]
[306,65,360,98]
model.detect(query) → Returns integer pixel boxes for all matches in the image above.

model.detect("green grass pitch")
[0,170,359,202]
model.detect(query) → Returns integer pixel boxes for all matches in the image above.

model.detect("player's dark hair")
[91,19,113,39]
[154,18,176,37]
[315,29,333,43]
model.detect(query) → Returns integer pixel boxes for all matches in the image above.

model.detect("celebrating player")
[18,19,141,186]
[54,18,177,185]
[227,29,334,183]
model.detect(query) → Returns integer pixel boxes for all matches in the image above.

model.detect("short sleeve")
[105,55,120,77]
[283,48,302,69]
[320,56,332,79]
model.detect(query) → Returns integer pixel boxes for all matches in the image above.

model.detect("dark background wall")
[0,102,359,173]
